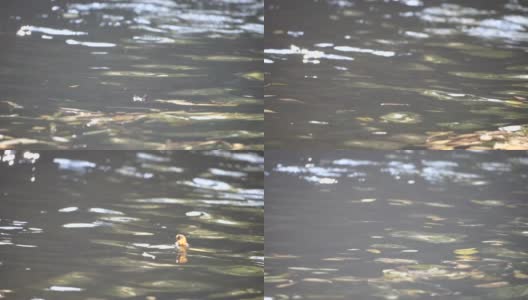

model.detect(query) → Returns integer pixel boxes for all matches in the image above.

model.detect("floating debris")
[401,249,419,253]
[380,112,422,124]
[48,286,84,292]
[390,231,465,243]
[16,25,87,37]
[185,211,210,218]
[66,39,116,48]
[370,244,406,249]
[361,198,376,203]
[58,207,78,213]
[132,94,147,102]
[375,258,419,264]
[471,200,505,207]
[89,208,124,215]
[0,100,24,111]
[142,252,156,260]
[265,45,354,64]
[302,278,333,284]
[62,223,101,228]
[476,281,509,288]
[334,46,395,57]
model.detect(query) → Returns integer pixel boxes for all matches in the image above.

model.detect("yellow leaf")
[454,248,478,255]
[514,270,528,279]
[242,72,264,81]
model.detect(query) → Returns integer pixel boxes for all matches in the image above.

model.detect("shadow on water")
[0,0,263,150]
[265,0,528,149]
[265,151,528,299]
[0,150,264,299]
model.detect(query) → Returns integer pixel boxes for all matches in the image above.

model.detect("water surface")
[265,151,528,299]
[0,0,263,149]
[265,0,528,149]
[0,150,263,299]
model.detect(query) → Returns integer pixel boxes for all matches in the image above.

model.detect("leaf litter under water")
[0,106,263,149]
[426,124,528,150]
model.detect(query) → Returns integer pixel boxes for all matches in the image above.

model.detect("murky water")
[265,0,528,149]
[0,150,263,299]
[265,151,528,299]
[0,0,263,150]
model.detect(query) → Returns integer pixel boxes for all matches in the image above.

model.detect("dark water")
[0,0,263,150]
[0,150,263,299]
[265,0,528,149]
[265,151,528,299]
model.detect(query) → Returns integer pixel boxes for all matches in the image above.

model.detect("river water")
[0,0,263,150]
[265,0,528,149]
[265,151,528,299]
[0,150,263,299]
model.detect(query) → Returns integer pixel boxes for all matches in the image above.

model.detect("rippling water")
[0,0,263,149]
[265,151,528,299]
[0,150,263,299]
[265,0,528,149]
